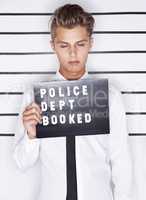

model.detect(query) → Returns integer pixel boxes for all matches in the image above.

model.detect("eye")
[77,43,85,47]
[60,45,68,48]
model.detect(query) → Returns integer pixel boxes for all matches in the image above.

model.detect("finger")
[23,107,42,120]
[24,119,38,126]
[26,102,42,114]
[23,113,41,123]
[23,113,42,124]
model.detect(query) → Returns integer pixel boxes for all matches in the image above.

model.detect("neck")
[59,68,86,80]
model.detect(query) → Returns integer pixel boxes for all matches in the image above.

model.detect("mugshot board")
[33,78,110,138]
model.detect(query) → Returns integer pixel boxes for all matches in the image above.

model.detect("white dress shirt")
[13,70,132,200]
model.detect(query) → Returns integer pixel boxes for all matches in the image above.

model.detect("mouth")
[68,61,80,65]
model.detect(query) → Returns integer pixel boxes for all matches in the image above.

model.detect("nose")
[69,46,77,57]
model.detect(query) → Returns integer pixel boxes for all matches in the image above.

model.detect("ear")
[89,37,94,49]
[50,40,55,51]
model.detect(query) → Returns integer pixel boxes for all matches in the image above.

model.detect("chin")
[68,66,83,72]
[68,70,81,75]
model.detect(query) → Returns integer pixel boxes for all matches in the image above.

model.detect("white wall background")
[0,0,146,199]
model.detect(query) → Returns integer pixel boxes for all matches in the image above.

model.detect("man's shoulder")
[49,74,59,81]
[108,79,122,98]
[107,79,123,109]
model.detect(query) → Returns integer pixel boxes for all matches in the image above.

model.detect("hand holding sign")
[22,102,42,139]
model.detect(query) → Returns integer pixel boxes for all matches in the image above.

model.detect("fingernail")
[39,120,42,124]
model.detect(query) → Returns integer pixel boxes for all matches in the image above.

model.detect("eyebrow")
[56,41,68,44]
[56,39,88,44]
[77,40,88,43]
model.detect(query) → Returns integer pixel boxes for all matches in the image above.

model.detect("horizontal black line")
[0,92,23,95]
[0,113,18,116]
[1,12,146,16]
[0,71,146,75]
[91,50,146,54]
[1,31,146,35]
[122,91,146,94]
[92,12,146,15]
[0,71,55,74]
[0,91,146,95]
[1,51,146,55]
[0,13,53,16]
[89,71,146,74]
[0,133,15,136]
[0,52,53,55]
[0,133,145,137]
[0,32,50,35]
[94,31,146,34]
[126,112,146,115]
[129,133,146,136]
[0,112,146,116]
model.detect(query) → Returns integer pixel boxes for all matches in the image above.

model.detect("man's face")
[50,25,93,80]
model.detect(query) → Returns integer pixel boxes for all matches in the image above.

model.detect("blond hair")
[49,4,95,40]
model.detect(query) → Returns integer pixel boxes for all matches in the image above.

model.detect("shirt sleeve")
[13,84,40,171]
[108,83,133,200]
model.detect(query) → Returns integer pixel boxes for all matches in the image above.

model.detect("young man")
[13,4,132,200]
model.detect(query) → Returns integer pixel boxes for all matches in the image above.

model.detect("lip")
[68,61,80,64]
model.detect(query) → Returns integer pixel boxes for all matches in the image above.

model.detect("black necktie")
[66,135,78,200]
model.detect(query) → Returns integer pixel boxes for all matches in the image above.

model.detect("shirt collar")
[55,69,88,81]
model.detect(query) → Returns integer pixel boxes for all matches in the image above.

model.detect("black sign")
[33,78,110,138]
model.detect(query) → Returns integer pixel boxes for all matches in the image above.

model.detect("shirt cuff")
[22,130,40,153]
